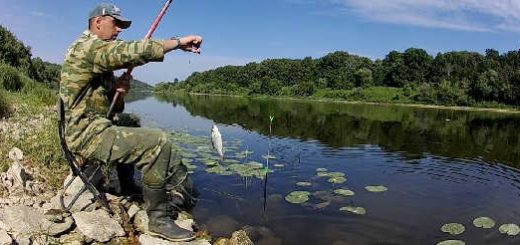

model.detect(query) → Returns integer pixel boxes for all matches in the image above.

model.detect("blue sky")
[1,0,519,84]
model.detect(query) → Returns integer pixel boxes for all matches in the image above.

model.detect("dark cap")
[89,3,131,29]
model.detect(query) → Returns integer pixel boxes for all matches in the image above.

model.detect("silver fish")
[211,124,224,160]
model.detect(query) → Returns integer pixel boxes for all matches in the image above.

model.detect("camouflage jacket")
[59,30,164,151]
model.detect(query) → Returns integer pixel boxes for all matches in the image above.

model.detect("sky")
[1,0,519,85]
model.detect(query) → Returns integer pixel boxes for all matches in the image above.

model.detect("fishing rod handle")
[107,0,173,118]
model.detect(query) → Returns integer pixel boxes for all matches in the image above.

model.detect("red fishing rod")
[107,0,174,118]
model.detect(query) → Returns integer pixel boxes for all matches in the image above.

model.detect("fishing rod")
[107,0,174,118]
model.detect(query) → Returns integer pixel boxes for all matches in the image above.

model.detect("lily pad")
[334,189,355,196]
[285,191,311,204]
[473,217,495,229]
[317,172,330,177]
[201,159,218,167]
[498,224,520,236]
[316,168,328,172]
[339,206,366,215]
[365,185,388,192]
[328,172,345,177]
[441,223,465,235]
[224,159,240,164]
[296,182,312,187]
[436,240,465,245]
[328,176,347,184]
[205,165,232,175]
[245,161,264,168]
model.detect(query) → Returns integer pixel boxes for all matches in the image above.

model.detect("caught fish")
[211,124,224,160]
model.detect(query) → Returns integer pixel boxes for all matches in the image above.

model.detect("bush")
[0,63,24,91]
[291,81,316,96]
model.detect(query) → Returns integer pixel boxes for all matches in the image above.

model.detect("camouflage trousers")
[79,126,197,208]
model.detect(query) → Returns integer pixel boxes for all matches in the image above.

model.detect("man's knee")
[142,139,172,188]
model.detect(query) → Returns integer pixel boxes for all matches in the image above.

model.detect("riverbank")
[159,91,520,114]
[0,92,253,244]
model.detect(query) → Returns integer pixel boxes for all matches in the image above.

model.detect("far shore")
[154,91,520,114]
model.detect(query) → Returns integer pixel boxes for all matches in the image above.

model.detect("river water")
[126,93,520,245]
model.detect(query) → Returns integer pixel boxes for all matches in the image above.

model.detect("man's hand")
[178,35,202,54]
[115,72,132,95]
[164,35,203,54]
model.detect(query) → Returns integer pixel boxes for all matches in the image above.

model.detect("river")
[126,93,520,245]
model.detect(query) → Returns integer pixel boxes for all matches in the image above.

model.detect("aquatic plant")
[472,217,495,229]
[365,185,388,192]
[339,206,366,215]
[441,223,465,235]
[498,224,520,236]
[334,189,355,196]
[296,182,312,187]
[205,165,232,175]
[285,191,310,204]
[436,240,465,245]
[328,176,346,184]
[317,172,330,177]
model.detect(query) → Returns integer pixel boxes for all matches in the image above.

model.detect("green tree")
[354,67,373,87]
[0,25,32,73]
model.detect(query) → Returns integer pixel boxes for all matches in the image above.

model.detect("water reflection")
[156,93,520,168]
[125,94,520,244]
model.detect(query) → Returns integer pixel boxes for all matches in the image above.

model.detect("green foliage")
[0,25,61,91]
[291,81,316,96]
[0,63,24,91]
[0,26,32,73]
[29,57,61,89]
[358,87,406,103]
[354,67,373,87]
[154,43,520,108]
[20,78,57,105]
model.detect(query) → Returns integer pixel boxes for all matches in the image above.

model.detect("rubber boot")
[143,186,196,242]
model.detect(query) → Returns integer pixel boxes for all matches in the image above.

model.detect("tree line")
[0,25,61,90]
[157,47,520,107]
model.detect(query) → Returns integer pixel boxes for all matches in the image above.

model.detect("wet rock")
[139,234,211,245]
[72,209,125,242]
[243,226,281,245]
[215,230,253,245]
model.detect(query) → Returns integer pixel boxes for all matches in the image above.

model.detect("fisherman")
[59,2,202,242]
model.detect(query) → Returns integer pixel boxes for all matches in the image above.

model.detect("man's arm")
[92,35,202,73]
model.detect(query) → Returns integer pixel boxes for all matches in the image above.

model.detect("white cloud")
[337,0,520,32]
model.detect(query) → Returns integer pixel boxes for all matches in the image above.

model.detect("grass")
[0,89,10,118]
[0,73,68,191]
